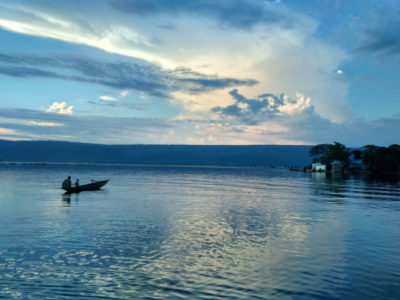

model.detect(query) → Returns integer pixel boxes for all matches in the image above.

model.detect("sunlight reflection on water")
[0,165,400,299]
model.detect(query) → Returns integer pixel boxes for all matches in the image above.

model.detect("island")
[306,142,400,175]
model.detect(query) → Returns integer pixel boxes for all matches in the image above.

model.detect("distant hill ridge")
[0,140,312,166]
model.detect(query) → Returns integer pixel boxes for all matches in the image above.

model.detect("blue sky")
[0,0,399,145]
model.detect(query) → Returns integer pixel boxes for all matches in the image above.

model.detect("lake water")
[0,164,399,299]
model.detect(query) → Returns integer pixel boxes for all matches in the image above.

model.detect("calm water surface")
[0,165,399,299]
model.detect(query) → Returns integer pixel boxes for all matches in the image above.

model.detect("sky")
[0,0,399,146]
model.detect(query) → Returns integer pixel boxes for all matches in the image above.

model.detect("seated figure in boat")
[75,179,79,187]
[62,176,72,189]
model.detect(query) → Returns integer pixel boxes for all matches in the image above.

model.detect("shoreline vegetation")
[302,142,400,176]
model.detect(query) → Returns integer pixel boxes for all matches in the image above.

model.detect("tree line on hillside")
[309,142,400,174]
[0,140,312,166]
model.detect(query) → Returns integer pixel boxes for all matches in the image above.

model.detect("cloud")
[89,90,147,110]
[358,22,400,55]
[109,0,294,29]
[0,106,399,146]
[0,108,71,122]
[0,64,64,78]
[0,107,177,143]
[4,0,392,145]
[88,100,148,111]
[120,90,129,97]
[192,108,400,146]
[278,112,400,147]
[99,95,117,102]
[28,121,64,127]
[0,53,257,98]
[0,127,18,135]
[212,89,312,125]
[354,3,400,57]
[0,1,350,122]
[46,101,73,115]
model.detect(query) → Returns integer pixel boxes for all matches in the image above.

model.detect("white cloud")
[99,95,118,102]
[28,121,64,127]
[120,90,129,98]
[278,93,311,115]
[0,127,18,135]
[46,101,73,115]
[98,91,129,102]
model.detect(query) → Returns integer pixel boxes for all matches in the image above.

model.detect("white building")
[312,163,326,172]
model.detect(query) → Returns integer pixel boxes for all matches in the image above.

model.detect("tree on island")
[309,142,349,163]
[362,144,400,174]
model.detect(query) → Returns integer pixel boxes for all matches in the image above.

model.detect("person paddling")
[62,176,72,189]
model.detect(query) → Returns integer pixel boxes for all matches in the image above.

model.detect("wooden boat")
[63,179,109,194]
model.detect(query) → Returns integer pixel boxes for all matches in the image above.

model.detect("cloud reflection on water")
[0,166,400,298]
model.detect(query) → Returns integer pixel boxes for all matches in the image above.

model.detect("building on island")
[312,163,326,172]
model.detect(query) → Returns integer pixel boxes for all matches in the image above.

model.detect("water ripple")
[0,166,400,298]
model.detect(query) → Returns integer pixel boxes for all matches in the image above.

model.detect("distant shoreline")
[0,161,284,169]
[0,140,313,167]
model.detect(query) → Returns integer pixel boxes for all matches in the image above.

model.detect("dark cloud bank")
[109,0,293,29]
[358,20,400,56]
[0,53,257,97]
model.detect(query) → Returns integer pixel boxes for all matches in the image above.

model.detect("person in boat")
[75,179,79,187]
[62,176,72,189]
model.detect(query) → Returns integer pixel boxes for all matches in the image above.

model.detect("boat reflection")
[61,193,82,206]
